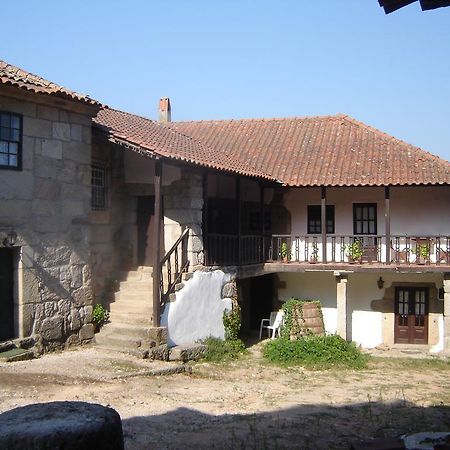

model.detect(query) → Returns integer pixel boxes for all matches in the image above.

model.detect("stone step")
[108,311,153,326]
[120,268,153,282]
[109,301,153,315]
[114,291,154,303]
[119,280,153,291]
[99,322,150,340]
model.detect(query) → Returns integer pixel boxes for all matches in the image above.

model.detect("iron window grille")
[0,112,22,170]
[91,163,108,210]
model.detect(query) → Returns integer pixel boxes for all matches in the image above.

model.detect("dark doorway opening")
[0,248,15,341]
[137,196,155,266]
[239,274,275,333]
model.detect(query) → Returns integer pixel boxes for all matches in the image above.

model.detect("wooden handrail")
[160,227,190,305]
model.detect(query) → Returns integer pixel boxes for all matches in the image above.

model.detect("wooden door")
[137,196,155,267]
[394,287,428,344]
[0,248,14,341]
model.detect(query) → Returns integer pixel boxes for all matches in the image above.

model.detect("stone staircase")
[95,267,154,356]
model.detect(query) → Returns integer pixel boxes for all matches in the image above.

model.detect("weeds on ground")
[262,334,369,370]
[201,337,247,363]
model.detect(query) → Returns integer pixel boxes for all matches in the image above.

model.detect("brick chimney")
[158,97,171,122]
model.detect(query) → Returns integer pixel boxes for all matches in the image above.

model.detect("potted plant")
[412,243,430,265]
[310,241,319,263]
[345,240,363,263]
[280,242,291,263]
[92,303,110,333]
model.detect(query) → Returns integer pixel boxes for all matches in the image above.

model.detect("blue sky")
[2,1,450,160]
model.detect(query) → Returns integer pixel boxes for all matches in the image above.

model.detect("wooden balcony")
[205,233,450,270]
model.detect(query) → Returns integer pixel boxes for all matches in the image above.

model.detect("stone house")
[0,61,100,352]
[93,102,450,353]
[1,60,450,355]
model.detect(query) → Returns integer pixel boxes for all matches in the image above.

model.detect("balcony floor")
[263,261,450,274]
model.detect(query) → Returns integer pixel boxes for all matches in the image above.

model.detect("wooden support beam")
[385,186,391,265]
[237,177,242,265]
[202,172,208,265]
[152,160,162,327]
[321,187,327,263]
[260,183,265,263]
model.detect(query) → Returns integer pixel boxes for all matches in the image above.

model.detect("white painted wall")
[430,315,444,353]
[160,270,232,346]
[277,271,444,348]
[285,185,450,237]
[283,186,450,262]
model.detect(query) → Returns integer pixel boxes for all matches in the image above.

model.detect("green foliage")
[281,298,324,339]
[223,303,241,341]
[412,244,430,259]
[263,334,369,370]
[92,304,110,328]
[345,240,364,261]
[280,242,291,260]
[201,337,247,362]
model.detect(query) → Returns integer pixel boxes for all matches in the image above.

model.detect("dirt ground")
[0,344,449,449]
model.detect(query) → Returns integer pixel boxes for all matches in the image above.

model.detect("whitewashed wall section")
[160,270,233,346]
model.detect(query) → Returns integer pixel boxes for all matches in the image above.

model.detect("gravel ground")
[0,343,449,449]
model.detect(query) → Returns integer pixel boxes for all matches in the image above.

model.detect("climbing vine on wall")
[281,299,324,340]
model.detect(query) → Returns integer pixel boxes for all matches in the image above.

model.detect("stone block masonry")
[0,88,97,352]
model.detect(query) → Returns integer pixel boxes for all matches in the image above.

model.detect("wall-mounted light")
[2,230,17,247]
[377,277,385,289]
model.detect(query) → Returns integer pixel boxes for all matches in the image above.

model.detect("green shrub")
[263,334,369,370]
[223,303,241,341]
[201,336,247,362]
[92,304,110,329]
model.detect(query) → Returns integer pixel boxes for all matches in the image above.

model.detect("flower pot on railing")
[412,244,430,265]
[309,242,319,264]
[345,240,363,264]
[280,242,290,263]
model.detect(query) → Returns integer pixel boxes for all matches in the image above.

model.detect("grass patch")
[201,337,247,363]
[262,334,369,370]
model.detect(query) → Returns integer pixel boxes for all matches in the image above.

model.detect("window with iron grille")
[0,112,22,170]
[91,163,108,210]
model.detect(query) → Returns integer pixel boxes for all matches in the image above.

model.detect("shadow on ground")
[122,401,450,449]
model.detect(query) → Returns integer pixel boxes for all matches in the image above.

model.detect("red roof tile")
[0,60,100,107]
[94,108,273,180]
[171,115,450,187]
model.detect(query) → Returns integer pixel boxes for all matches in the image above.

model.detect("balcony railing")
[269,234,450,265]
[204,233,450,266]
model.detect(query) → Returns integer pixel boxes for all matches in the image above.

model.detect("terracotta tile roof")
[0,60,100,107]
[94,108,274,180]
[171,115,450,187]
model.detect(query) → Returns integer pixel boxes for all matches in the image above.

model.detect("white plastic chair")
[259,311,284,340]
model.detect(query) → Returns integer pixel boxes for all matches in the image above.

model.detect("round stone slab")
[0,401,124,450]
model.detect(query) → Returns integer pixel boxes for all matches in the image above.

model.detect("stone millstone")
[0,401,124,450]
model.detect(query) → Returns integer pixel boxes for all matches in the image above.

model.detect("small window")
[307,205,335,234]
[0,112,22,170]
[91,163,108,210]
[353,203,377,235]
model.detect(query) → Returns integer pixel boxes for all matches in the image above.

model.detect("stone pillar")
[336,274,348,340]
[444,274,450,352]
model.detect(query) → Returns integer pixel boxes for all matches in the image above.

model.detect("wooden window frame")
[0,111,22,171]
[91,162,108,210]
[353,203,377,235]
[307,205,335,234]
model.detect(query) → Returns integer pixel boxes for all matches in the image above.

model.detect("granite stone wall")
[0,88,97,352]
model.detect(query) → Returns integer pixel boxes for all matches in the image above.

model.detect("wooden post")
[237,177,242,265]
[260,183,265,263]
[321,186,327,263]
[385,186,391,265]
[202,172,208,265]
[152,160,162,327]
